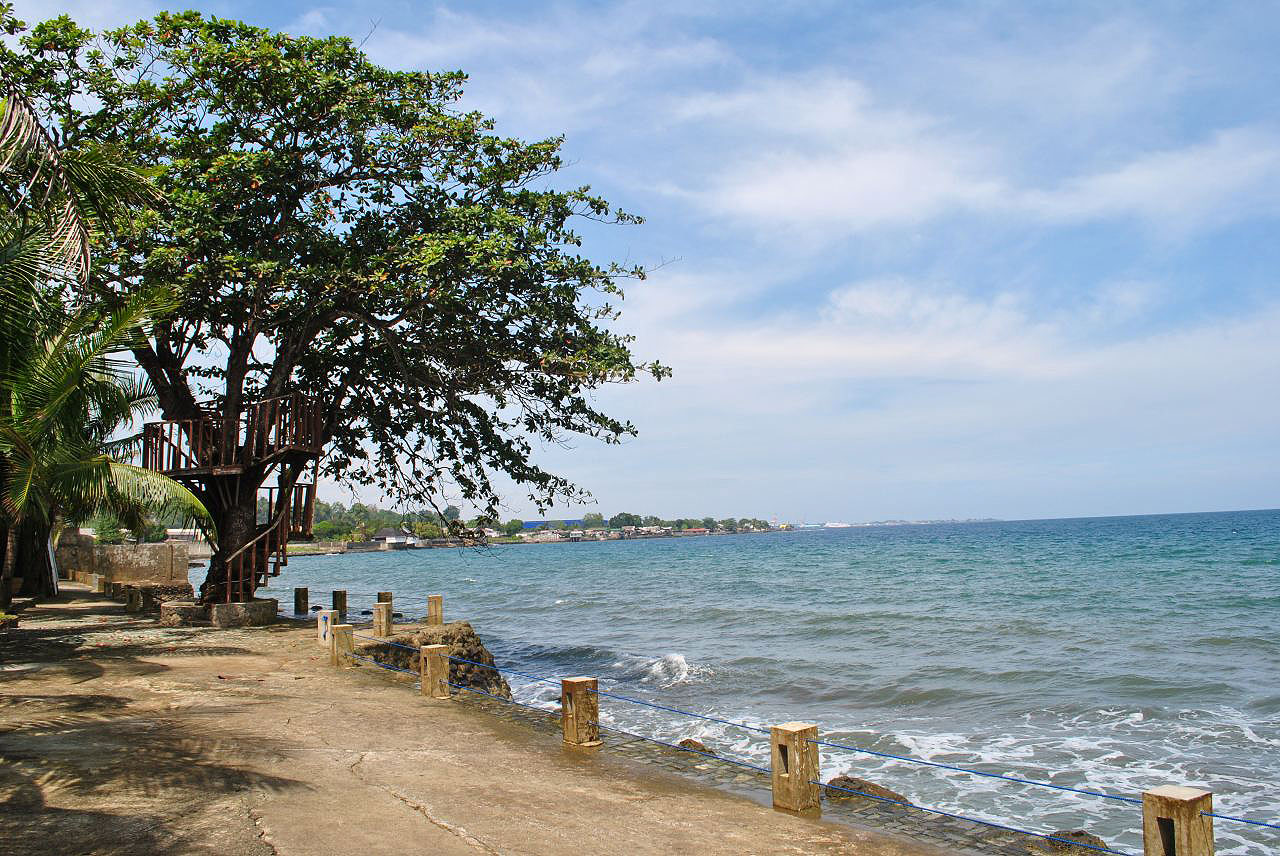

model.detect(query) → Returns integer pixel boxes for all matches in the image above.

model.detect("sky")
[24,1,1280,523]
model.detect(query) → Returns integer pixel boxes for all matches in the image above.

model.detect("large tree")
[11,12,666,601]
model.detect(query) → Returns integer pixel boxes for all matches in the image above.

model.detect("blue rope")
[446,680,559,716]
[595,722,771,774]
[349,653,420,677]
[446,654,562,687]
[445,654,770,738]
[590,687,771,736]
[807,737,1142,805]
[1201,810,1280,831]
[815,780,1133,855]
[352,633,420,652]
[445,680,768,774]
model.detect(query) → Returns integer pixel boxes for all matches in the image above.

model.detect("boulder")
[678,738,716,756]
[1026,830,1111,855]
[127,583,193,615]
[823,775,909,806]
[365,621,512,700]
[210,598,278,628]
[159,600,208,627]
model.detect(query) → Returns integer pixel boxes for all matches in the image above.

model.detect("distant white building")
[371,527,415,546]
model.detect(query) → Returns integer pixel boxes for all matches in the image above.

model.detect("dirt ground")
[0,584,957,856]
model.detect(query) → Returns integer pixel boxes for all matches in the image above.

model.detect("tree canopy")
[8,10,667,533]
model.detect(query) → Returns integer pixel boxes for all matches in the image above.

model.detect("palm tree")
[0,88,209,606]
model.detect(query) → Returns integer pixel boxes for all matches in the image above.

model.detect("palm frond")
[0,93,89,282]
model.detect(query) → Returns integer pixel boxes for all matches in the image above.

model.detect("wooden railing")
[142,393,324,475]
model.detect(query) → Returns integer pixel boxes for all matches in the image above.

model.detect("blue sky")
[28,1,1280,522]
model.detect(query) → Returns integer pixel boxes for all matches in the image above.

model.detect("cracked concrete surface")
[1,585,959,856]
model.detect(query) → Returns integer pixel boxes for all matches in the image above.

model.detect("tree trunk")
[198,475,261,604]
[16,521,55,598]
[0,527,12,610]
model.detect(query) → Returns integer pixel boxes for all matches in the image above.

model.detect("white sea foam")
[642,653,714,687]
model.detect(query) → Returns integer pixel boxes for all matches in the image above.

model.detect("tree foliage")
[6,11,668,537]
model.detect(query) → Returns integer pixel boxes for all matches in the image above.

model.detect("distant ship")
[823,522,852,528]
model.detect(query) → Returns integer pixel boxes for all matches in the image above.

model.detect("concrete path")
[0,586,961,856]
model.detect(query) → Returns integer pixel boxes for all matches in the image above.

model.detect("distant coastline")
[285,516,1007,554]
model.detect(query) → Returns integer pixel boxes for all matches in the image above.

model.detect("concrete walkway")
[0,586,961,856]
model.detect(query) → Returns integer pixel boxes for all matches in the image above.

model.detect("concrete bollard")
[561,677,602,747]
[329,624,354,667]
[332,589,347,621]
[372,601,393,637]
[316,609,337,647]
[420,644,450,699]
[1143,786,1213,856]
[770,722,820,813]
[377,591,392,603]
[427,594,443,626]
[294,587,308,615]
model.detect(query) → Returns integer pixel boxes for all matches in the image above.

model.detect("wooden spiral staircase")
[141,393,324,602]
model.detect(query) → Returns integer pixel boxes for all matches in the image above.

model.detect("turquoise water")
[259,509,1280,854]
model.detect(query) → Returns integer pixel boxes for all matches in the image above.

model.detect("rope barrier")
[349,652,420,677]
[595,722,771,774]
[351,633,421,652]
[1201,810,1280,831]
[443,679,769,774]
[444,653,770,738]
[590,687,771,736]
[446,653,562,687]
[446,680,558,715]
[814,779,1134,855]
[806,736,1143,805]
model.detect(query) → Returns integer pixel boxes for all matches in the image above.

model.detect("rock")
[360,609,372,615]
[210,598,278,628]
[678,738,716,756]
[310,605,322,612]
[149,583,194,604]
[159,601,209,627]
[823,775,909,806]
[367,621,512,700]
[1026,830,1111,855]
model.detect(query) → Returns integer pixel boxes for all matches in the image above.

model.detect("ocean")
[259,509,1280,855]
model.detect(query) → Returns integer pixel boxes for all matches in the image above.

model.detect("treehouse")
[141,393,324,602]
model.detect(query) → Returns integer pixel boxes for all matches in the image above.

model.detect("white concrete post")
[329,624,354,667]
[420,644,450,699]
[561,677,602,747]
[372,601,393,636]
[770,722,820,812]
[316,609,337,647]
[1143,786,1213,856]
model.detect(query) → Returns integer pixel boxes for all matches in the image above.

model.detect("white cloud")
[671,70,1280,238]
[1021,128,1280,228]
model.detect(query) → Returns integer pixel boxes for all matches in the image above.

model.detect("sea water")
[259,509,1280,854]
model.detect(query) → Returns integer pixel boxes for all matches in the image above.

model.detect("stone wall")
[286,541,348,556]
[56,530,190,585]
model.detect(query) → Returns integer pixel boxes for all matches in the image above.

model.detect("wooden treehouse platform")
[141,393,324,602]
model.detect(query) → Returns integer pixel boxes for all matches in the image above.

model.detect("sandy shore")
[0,585,969,856]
